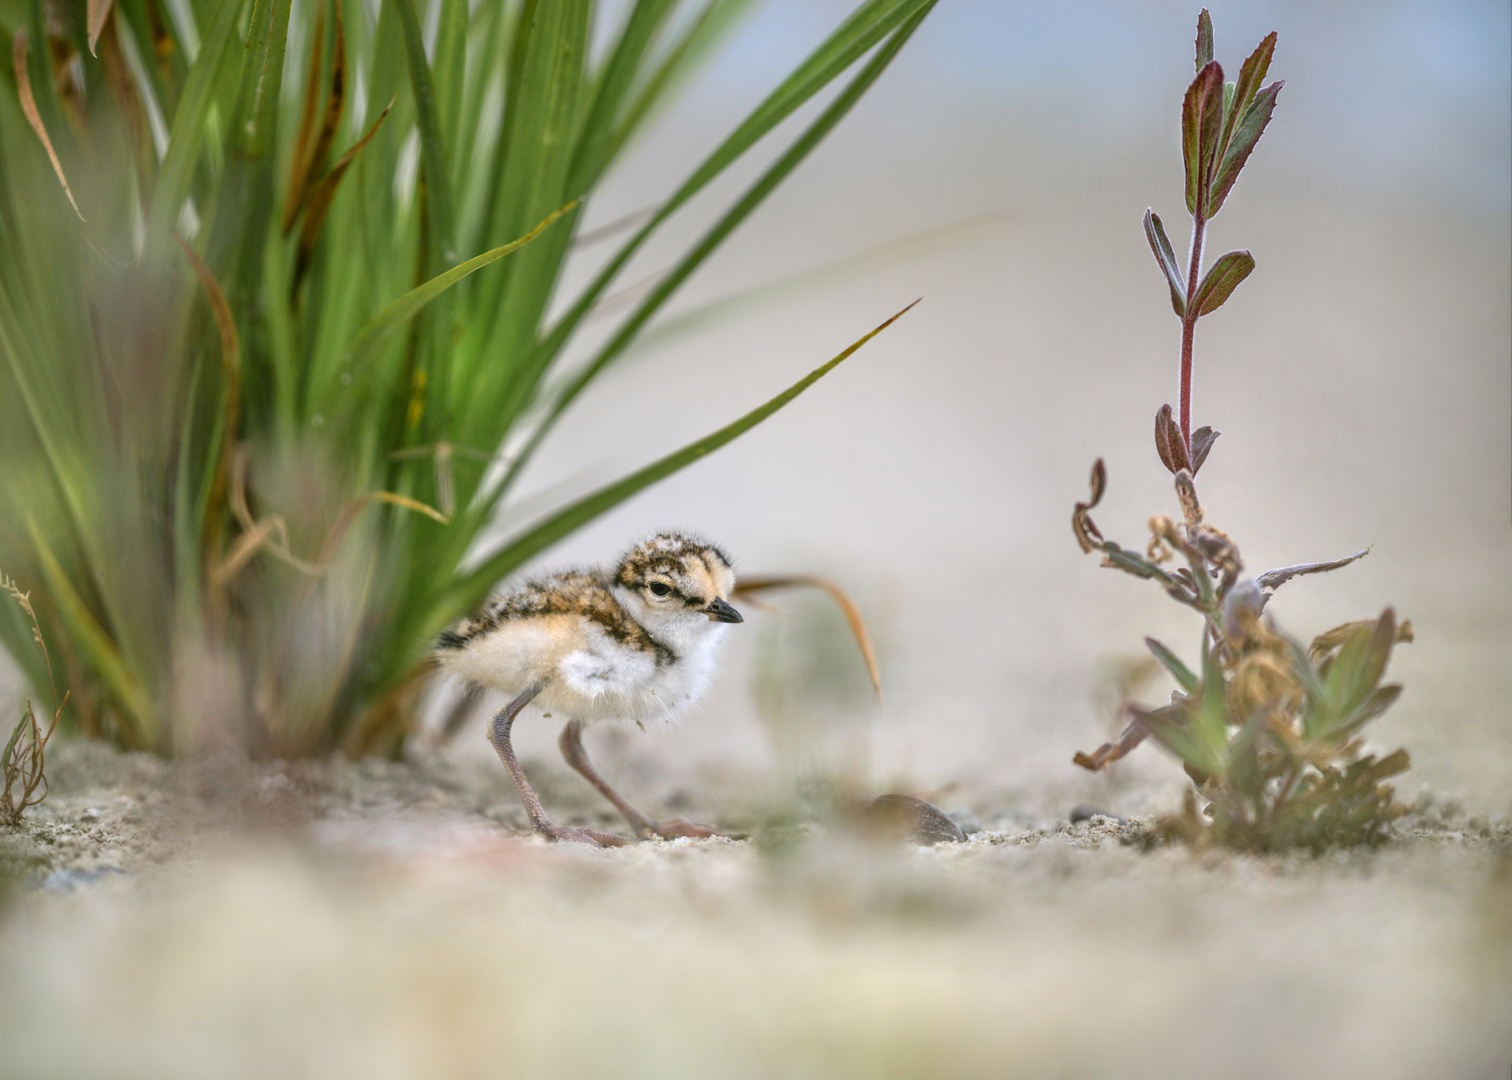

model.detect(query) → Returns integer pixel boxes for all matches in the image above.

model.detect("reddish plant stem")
[1179,212,1208,453]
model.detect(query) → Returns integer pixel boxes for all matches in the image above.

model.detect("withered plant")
[1,575,67,826]
[1070,12,1413,852]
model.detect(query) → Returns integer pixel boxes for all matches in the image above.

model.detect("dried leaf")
[293,97,395,288]
[1073,718,1150,771]
[87,0,116,57]
[282,2,348,234]
[1308,616,1412,663]
[175,235,241,542]
[732,575,882,704]
[1173,469,1202,526]
[1143,209,1186,316]
[1155,403,1190,475]
[12,30,85,221]
[1072,458,1107,553]
[1256,547,1369,592]
[1188,425,1220,474]
[1192,250,1255,316]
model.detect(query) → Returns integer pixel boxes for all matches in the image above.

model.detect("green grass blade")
[568,0,676,193]
[26,518,156,748]
[501,3,934,486]
[436,299,918,625]
[392,0,456,265]
[1146,636,1198,694]
[531,0,932,381]
[144,0,246,254]
[343,200,576,374]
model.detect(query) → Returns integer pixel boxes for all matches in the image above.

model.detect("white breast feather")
[438,597,732,728]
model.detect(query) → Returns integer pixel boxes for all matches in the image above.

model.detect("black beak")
[704,597,743,624]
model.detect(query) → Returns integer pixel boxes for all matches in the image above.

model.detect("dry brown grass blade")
[733,575,883,704]
[97,18,155,202]
[294,96,394,287]
[175,234,241,555]
[214,450,448,587]
[2,574,67,824]
[1073,717,1151,771]
[12,29,84,221]
[282,1,347,234]
[87,0,115,56]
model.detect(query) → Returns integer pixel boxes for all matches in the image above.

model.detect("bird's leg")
[487,687,629,848]
[558,719,738,841]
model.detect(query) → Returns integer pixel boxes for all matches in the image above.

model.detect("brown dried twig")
[733,575,883,704]
[2,574,68,826]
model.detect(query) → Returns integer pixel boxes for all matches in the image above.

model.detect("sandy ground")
[1,740,1509,1080]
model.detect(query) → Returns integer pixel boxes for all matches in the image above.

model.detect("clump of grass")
[1070,11,1412,852]
[0,1,934,757]
[1,575,66,827]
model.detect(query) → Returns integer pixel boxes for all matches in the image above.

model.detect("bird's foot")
[537,824,632,847]
[637,818,745,841]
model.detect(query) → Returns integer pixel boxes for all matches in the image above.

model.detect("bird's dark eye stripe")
[684,596,705,608]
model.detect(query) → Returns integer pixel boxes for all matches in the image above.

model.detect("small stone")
[862,795,967,846]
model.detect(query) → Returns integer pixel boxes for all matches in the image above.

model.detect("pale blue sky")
[701,1,1511,215]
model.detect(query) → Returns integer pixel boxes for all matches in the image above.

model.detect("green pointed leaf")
[392,0,456,266]
[1325,608,1397,719]
[433,0,470,165]
[1182,61,1224,215]
[26,518,155,747]
[1219,31,1276,159]
[1332,683,1403,741]
[1195,9,1214,72]
[435,300,920,621]
[499,2,935,493]
[1195,629,1230,758]
[1135,700,1224,780]
[1192,249,1255,316]
[344,202,577,372]
[1143,209,1186,317]
[1146,636,1198,693]
[1101,543,1177,584]
[1208,81,1281,215]
[143,0,247,254]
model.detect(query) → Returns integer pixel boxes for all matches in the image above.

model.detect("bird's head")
[614,533,742,635]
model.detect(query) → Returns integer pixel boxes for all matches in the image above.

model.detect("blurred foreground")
[1,741,1507,1079]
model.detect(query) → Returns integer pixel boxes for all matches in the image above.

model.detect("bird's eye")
[648,581,671,597]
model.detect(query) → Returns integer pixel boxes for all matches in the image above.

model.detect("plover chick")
[435,533,744,847]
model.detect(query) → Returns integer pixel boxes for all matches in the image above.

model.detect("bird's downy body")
[435,533,743,846]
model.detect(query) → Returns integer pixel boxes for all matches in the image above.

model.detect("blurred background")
[477,0,1511,816]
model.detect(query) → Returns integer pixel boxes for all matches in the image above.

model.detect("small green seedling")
[1070,12,1413,852]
